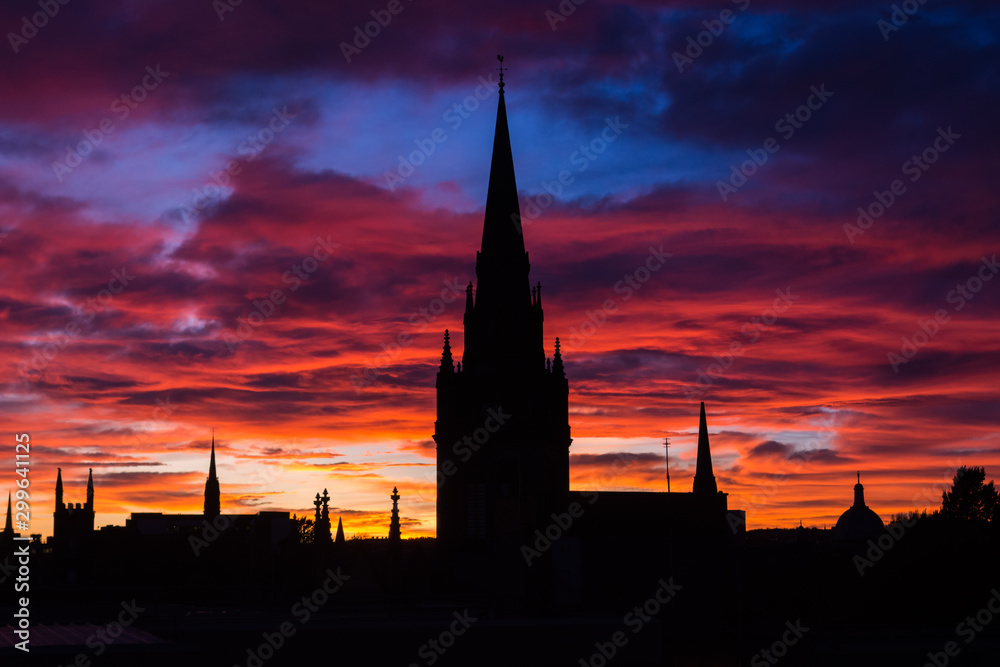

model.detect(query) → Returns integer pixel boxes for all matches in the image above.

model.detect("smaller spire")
[55,467,64,510]
[3,492,12,536]
[204,433,221,518]
[693,402,718,494]
[335,516,346,544]
[440,329,454,373]
[86,468,94,510]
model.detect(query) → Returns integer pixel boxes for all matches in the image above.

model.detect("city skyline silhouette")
[1,1,998,663]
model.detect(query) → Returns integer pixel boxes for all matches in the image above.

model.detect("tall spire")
[3,492,12,536]
[55,467,63,510]
[693,402,718,494]
[86,468,94,510]
[204,432,221,518]
[480,53,525,265]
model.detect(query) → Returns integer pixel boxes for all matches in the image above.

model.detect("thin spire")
[209,430,217,478]
[204,432,221,518]
[55,467,63,510]
[664,437,671,493]
[693,402,718,494]
[86,467,94,510]
[335,516,346,544]
[3,492,12,535]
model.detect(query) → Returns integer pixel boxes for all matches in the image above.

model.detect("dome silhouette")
[833,472,884,542]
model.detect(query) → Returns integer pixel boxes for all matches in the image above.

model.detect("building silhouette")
[434,65,738,606]
[833,471,885,542]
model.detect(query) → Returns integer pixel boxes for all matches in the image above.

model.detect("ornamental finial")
[497,54,507,92]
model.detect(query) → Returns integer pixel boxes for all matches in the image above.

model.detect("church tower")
[693,402,718,495]
[204,432,221,518]
[434,57,571,565]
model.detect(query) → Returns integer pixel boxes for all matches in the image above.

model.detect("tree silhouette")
[290,514,315,544]
[941,466,998,523]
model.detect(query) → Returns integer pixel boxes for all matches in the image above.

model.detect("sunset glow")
[2,0,998,542]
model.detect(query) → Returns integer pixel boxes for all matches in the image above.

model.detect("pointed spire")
[440,329,454,373]
[552,337,565,378]
[480,55,525,265]
[693,402,718,494]
[335,516,346,544]
[55,467,63,510]
[86,468,94,510]
[853,471,866,508]
[3,492,12,536]
[209,430,217,477]
[204,432,221,518]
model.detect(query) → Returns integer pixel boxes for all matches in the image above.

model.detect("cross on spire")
[497,54,507,92]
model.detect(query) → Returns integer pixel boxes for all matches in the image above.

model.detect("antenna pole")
[664,437,671,493]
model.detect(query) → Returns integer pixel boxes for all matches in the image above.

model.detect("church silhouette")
[6,59,996,667]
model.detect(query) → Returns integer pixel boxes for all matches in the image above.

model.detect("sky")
[1,0,998,540]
